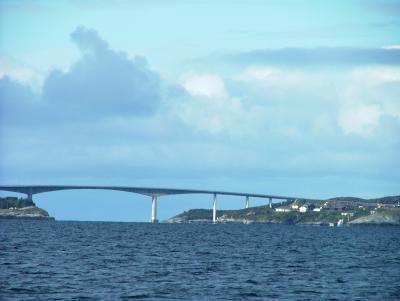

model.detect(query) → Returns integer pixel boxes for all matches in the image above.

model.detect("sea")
[0,220,399,301]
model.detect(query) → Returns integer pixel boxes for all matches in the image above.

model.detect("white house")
[313,207,322,212]
[299,206,308,213]
[341,212,354,217]
[291,203,299,210]
[275,207,291,212]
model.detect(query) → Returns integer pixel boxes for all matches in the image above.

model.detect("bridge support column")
[212,193,217,224]
[151,196,158,223]
[27,190,33,201]
[269,197,272,208]
[245,196,250,209]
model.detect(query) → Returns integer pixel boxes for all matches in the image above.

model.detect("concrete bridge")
[0,185,306,223]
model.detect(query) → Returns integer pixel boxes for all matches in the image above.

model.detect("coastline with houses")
[166,196,400,225]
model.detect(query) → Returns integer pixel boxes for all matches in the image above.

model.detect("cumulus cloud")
[1,30,399,198]
[231,63,400,140]
[70,26,109,54]
[0,76,38,124]
[350,66,400,86]
[0,56,44,92]
[183,74,227,98]
[338,104,382,136]
[178,73,273,136]
[1,26,164,127]
[42,26,161,119]
[337,66,400,136]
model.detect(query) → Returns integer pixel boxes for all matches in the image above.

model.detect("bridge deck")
[0,185,305,200]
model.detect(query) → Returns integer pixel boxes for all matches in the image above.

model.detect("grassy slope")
[172,196,400,224]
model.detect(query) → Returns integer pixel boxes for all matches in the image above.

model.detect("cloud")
[232,63,400,139]
[337,66,400,136]
[70,26,109,54]
[1,27,400,201]
[382,45,400,50]
[0,76,38,124]
[235,66,318,88]
[41,26,162,119]
[338,103,382,136]
[1,26,164,129]
[0,56,44,92]
[350,66,400,86]
[183,74,227,98]
[228,47,400,67]
[178,73,273,136]
[367,0,400,16]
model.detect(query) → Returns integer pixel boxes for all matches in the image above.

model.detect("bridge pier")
[245,196,250,209]
[269,197,272,208]
[212,193,217,224]
[151,196,158,223]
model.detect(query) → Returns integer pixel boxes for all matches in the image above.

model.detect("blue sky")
[1,0,399,222]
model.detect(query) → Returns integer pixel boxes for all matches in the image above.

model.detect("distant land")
[1,195,400,225]
[166,196,400,226]
[0,197,54,220]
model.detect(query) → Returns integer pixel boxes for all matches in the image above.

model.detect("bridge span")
[0,185,307,223]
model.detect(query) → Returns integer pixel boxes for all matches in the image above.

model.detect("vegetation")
[169,196,400,224]
[0,197,53,220]
[0,197,35,209]
[175,206,346,224]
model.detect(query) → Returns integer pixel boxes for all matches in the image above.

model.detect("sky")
[0,0,399,222]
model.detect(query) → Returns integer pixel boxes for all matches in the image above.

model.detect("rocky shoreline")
[0,206,54,220]
[165,206,400,226]
[165,215,400,225]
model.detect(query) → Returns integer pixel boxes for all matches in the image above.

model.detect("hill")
[165,196,400,225]
[0,197,54,220]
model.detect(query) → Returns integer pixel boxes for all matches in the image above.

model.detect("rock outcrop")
[0,206,54,220]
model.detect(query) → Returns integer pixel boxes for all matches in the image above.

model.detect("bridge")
[0,185,307,223]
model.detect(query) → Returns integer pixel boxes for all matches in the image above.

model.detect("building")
[313,207,322,212]
[377,203,398,209]
[341,212,354,217]
[275,207,291,212]
[299,206,308,213]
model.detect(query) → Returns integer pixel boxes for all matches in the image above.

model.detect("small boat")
[337,219,344,227]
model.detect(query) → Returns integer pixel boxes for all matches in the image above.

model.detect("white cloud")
[234,66,325,88]
[337,66,400,136]
[176,93,245,135]
[382,45,400,50]
[232,65,400,139]
[175,72,274,136]
[183,73,227,98]
[350,66,400,86]
[338,103,382,136]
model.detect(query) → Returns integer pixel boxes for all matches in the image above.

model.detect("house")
[377,203,397,209]
[299,205,308,213]
[275,207,291,212]
[341,212,354,217]
[291,203,299,210]
[313,207,322,212]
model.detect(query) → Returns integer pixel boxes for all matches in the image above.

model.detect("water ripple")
[0,220,399,300]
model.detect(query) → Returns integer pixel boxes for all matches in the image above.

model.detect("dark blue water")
[0,220,399,300]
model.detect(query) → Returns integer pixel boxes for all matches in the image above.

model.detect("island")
[165,196,400,226]
[0,197,54,220]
